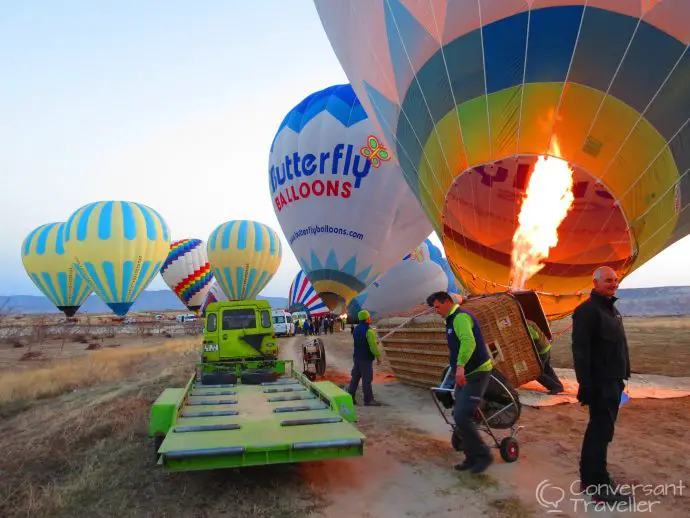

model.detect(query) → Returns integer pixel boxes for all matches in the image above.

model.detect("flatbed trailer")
[149,359,364,472]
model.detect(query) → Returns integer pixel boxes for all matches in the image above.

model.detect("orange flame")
[510,138,575,290]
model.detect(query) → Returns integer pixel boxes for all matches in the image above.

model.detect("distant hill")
[2,286,690,317]
[0,290,289,315]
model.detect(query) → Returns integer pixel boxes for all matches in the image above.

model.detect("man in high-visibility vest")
[526,319,564,394]
[427,291,494,475]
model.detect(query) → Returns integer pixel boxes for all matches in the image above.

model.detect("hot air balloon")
[207,220,282,300]
[21,222,93,317]
[200,281,227,315]
[160,239,215,313]
[269,83,432,313]
[347,239,459,321]
[288,270,330,317]
[313,1,690,319]
[64,201,170,316]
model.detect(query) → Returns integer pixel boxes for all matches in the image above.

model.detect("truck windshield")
[222,309,256,330]
[273,316,285,323]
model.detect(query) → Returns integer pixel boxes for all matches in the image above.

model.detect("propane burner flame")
[510,139,575,290]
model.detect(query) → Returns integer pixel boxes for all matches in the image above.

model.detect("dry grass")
[488,497,536,518]
[0,338,198,409]
[549,316,690,377]
[0,338,327,518]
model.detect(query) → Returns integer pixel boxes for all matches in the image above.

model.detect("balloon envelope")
[347,239,457,320]
[64,201,170,316]
[21,222,92,317]
[160,239,215,312]
[288,269,330,317]
[269,83,432,312]
[207,220,282,300]
[313,1,690,319]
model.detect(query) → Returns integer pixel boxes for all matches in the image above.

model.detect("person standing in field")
[571,266,631,504]
[346,309,382,406]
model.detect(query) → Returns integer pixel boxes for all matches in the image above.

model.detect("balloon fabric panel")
[313,0,690,318]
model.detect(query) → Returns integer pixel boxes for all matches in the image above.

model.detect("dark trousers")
[580,379,624,484]
[453,370,492,461]
[537,351,564,393]
[347,357,374,403]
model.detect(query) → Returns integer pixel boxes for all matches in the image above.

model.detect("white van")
[272,309,294,336]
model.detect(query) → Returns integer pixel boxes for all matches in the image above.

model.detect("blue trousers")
[453,370,492,461]
[347,357,374,403]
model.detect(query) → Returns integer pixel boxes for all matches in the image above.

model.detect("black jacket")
[571,290,631,386]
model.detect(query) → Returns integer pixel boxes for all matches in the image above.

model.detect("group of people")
[296,314,342,335]
[345,265,631,505]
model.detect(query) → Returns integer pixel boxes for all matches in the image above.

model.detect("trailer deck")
[150,364,364,472]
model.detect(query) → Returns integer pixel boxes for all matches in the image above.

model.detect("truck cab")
[201,300,278,361]
[271,309,294,336]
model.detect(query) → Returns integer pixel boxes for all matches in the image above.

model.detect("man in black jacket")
[571,266,631,503]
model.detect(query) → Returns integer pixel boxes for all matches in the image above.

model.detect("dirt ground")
[0,317,688,518]
[284,330,690,518]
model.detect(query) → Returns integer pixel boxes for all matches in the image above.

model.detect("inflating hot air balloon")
[347,239,459,321]
[207,220,282,300]
[288,270,329,317]
[160,239,215,313]
[200,281,227,315]
[269,83,432,312]
[21,222,93,317]
[313,1,690,319]
[64,201,170,316]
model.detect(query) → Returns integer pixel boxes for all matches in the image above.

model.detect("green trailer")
[148,300,365,472]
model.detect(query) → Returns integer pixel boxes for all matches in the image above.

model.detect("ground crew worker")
[526,319,564,394]
[427,291,494,475]
[572,266,631,504]
[346,309,382,406]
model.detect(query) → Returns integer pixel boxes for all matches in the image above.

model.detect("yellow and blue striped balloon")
[64,201,170,316]
[207,220,282,300]
[21,222,93,317]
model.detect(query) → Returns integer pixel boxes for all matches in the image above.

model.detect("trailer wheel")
[316,339,327,376]
[201,372,237,385]
[154,434,164,461]
[241,370,277,385]
[451,430,463,452]
[499,437,519,462]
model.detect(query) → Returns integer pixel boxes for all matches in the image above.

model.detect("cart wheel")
[451,430,464,452]
[499,437,519,462]
[316,340,327,376]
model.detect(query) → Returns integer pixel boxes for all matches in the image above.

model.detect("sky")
[2,0,688,300]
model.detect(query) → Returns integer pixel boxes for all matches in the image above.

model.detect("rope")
[376,307,436,341]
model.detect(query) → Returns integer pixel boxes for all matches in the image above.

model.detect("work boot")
[364,400,382,406]
[470,454,494,474]
[454,458,474,471]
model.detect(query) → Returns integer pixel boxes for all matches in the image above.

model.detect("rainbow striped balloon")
[314,0,690,319]
[64,201,170,316]
[160,239,215,312]
[207,220,282,300]
[21,222,92,317]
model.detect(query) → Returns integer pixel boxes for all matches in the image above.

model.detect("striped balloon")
[314,0,690,319]
[207,220,282,300]
[288,270,329,317]
[21,222,92,317]
[200,281,227,315]
[64,201,170,316]
[160,239,215,312]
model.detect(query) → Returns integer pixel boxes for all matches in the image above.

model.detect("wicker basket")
[376,292,544,389]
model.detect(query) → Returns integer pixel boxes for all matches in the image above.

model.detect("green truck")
[149,299,365,472]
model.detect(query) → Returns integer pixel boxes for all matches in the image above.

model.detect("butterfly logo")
[360,135,391,168]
